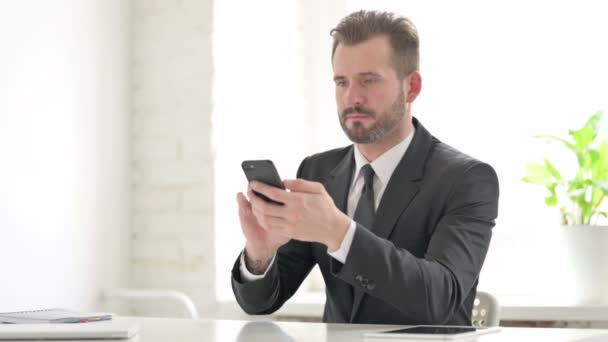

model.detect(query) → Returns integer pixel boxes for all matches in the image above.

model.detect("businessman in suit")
[231,10,499,325]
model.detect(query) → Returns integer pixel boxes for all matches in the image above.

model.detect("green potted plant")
[522,111,608,304]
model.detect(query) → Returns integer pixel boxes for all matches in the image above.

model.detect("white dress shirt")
[240,127,416,281]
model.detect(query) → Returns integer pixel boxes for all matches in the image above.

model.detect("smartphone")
[241,160,285,205]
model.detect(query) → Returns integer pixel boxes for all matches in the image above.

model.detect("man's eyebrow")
[333,72,381,81]
[359,71,381,77]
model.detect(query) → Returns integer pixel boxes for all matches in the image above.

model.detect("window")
[213,0,307,301]
[214,0,608,302]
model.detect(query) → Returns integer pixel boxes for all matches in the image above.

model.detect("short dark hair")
[330,10,420,79]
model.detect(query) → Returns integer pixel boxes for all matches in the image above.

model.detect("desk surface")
[116,317,608,342]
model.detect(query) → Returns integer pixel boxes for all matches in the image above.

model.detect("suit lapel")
[349,117,434,322]
[323,146,355,213]
[373,117,432,239]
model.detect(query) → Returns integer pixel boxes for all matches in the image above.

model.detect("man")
[231,10,499,325]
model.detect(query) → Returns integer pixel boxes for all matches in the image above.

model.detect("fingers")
[283,179,325,194]
[249,181,290,203]
[236,192,251,215]
[248,189,284,218]
[237,192,249,206]
[256,215,287,232]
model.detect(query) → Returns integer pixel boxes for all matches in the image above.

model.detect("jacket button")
[367,282,376,290]
[355,275,363,282]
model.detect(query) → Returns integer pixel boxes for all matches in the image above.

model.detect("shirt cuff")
[239,249,276,282]
[327,220,357,264]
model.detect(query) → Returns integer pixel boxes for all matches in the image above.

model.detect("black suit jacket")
[232,118,499,325]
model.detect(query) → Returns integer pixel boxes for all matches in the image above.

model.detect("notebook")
[0,309,112,324]
[0,320,138,340]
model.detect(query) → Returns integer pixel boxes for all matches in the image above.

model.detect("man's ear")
[404,71,422,103]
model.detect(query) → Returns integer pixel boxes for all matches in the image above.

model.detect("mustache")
[342,106,375,119]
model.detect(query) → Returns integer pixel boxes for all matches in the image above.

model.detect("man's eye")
[336,81,347,87]
[363,78,376,85]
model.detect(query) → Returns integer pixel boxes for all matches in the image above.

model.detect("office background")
[1,0,607,324]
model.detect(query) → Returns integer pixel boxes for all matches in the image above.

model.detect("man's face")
[332,35,408,144]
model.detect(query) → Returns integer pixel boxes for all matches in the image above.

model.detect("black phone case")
[242,160,285,205]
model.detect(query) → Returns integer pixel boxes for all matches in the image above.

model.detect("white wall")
[0,0,129,311]
[131,0,216,317]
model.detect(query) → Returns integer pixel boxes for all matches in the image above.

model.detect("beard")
[338,89,406,144]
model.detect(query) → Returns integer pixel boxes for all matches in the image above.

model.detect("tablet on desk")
[0,320,139,340]
[365,325,501,340]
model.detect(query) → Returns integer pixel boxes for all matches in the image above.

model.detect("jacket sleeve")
[329,162,499,324]
[231,158,316,315]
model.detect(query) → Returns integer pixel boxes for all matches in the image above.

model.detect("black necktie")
[353,164,376,230]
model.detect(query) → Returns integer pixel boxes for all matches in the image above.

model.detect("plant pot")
[559,225,608,304]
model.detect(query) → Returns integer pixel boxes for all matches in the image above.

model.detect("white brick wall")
[131,0,215,317]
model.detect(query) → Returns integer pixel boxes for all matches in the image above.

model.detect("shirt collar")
[352,126,416,187]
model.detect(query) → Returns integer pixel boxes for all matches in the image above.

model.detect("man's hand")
[249,179,352,252]
[237,190,290,275]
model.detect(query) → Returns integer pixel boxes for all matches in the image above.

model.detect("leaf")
[594,180,608,193]
[545,183,559,206]
[522,162,556,186]
[543,158,562,180]
[535,134,575,150]
[569,112,604,156]
[567,182,587,198]
[590,186,604,209]
[569,125,595,150]
[585,111,604,131]
[596,140,608,179]
[588,149,601,178]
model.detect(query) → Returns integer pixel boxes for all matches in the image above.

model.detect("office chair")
[100,288,199,319]
[472,291,500,327]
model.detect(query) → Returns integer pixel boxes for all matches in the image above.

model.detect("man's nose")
[344,84,366,107]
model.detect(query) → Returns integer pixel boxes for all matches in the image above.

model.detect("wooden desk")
[117,317,608,341]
